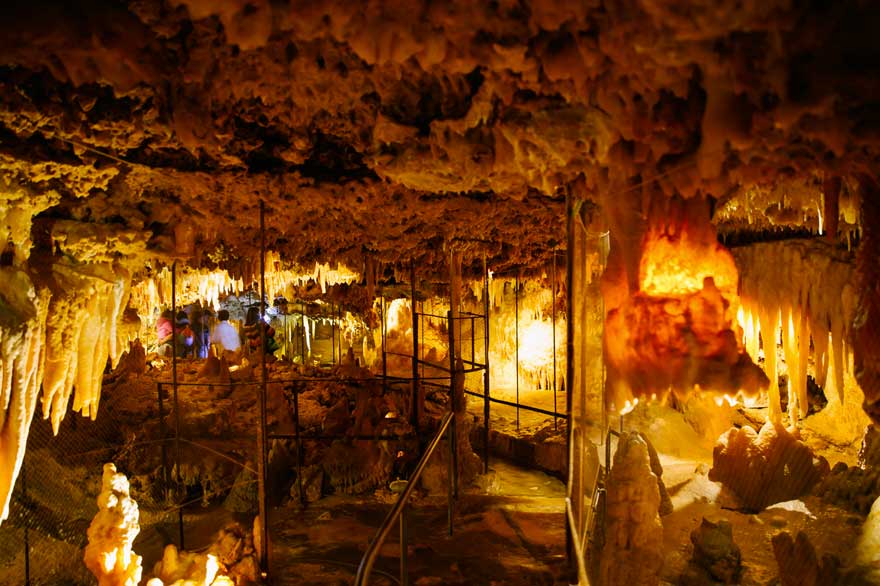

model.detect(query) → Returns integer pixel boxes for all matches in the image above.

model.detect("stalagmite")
[598,432,664,586]
[83,463,143,586]
[0,267,49,523]
[709,422,830,511]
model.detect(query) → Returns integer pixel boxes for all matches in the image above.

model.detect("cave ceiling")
[1,0,879,279]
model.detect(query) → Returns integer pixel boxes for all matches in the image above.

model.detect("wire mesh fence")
[0,373,262,586]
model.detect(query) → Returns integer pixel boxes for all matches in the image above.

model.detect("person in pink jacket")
[156,309,174,356]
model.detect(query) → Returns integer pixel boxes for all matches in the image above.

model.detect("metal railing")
[354,409,458,586]
[566,426,621,585]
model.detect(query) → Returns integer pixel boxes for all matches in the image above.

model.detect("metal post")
[171,263,184,550]
[564,190,575,573]
[257,200,270,577]
[471,316,475,364]
[483,256,490,474]
[22,457,29,586]
[331,303,337,365]
[410,261,419,435]
[447,310,456,408]
[447,423,454,537]
[552,251,558,431]
[447,307,457,534]
[514,273,520,430]
[451,415,458,499]
[382,296,388,389]
[300,301,306,365]
[294,389,304,506]
[400,506,409,586]
[157,383,170,500]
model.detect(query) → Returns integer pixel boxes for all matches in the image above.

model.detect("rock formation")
[0,0,879,532]
[772,531,842,586]
[855,495,880,584]
[599,432,664,586]
[146,521,256,586]
[639,432,673,517]
[816,427,880,515]
[709,422,830,511]
[679,517,742,586]
[83,463,143,586]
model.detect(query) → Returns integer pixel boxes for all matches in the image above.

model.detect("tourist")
[211,309,241,362]
[176,311,195,358]
[156,309,174,357]
[244,305,279,357]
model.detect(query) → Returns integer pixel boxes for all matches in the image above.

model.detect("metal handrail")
[354,410,457,586]
[565,497,591,586]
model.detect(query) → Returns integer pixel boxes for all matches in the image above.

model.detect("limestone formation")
[709,422,830,511]
[146,522,255,585]
[856,495,880,584]
[816,432,880,515]
[639,432,673,517]
[83,463,143,586]
[816,466,880,516]
[0,0,879,536]
[772,531,842,586]
[859,425,880,468]
[599,432,664,586]
[734,239,857,423]
[679,518,742,586]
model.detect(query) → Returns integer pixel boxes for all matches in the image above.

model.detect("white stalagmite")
[734,240,855,425]
[83,463,143,586]
[0,267,49,523]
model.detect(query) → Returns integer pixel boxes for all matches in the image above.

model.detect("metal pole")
[448,310,456,408]
[447,307,457,534]
[22,457,29,586]
[294,389,304,506]
[451,415,458,499]
[382,296,388,389]
[400,506,409,586]
[157,383,170,500]
[471,316,475,364]
[552,251,558,431]
[564,189,575,574]
[300,301,306,365]
[331,303,337,365]
[171,262,184,549]
[411,261,419,436]
[483,256,490,474]
[257,200,270,577]
[514,274,520,430]
[447,422,454,537]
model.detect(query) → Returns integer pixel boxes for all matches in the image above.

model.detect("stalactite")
[735,239,856,424]
[42,263,131,433]
[469,277,566,394]
[0,268,50,523]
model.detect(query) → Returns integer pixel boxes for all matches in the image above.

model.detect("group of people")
[156,305,279,360]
